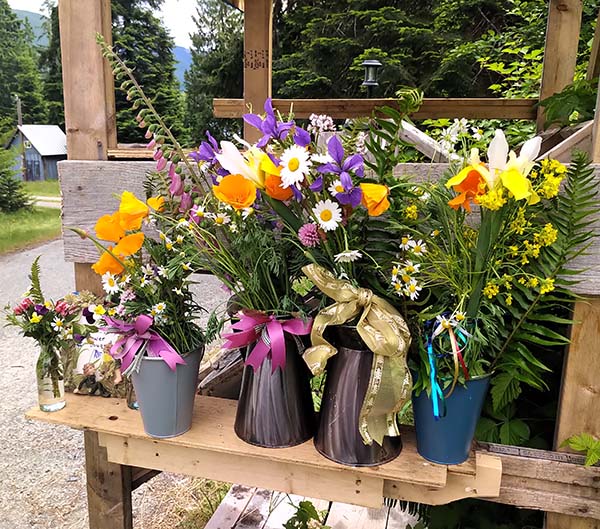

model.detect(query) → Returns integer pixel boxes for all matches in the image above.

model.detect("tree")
[39,3,64,129]
[0,0,47,134]
[112,0,186,144]
[184,0,243,143]
[0,146,30,212]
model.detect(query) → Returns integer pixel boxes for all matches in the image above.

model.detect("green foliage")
[28,256,44,304]
[0,147,30,212]
[39,3,64,129]
[111,0,186,144]
[284,500,330,529]
[539,78,598,127]
[562,433,600,466]
[184,0,243,143]
[0,0,47,134]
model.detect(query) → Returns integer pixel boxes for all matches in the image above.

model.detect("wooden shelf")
[26,394,500,508]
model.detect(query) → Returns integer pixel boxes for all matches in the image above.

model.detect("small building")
[7,125,67,181]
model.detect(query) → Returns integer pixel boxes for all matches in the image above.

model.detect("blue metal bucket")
[412,375,490,465]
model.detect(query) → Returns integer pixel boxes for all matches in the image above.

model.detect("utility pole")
[16,95,27,181]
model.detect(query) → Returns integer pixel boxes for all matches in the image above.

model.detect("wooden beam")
[586,9,600,81]
[243,0,272,142]
[537,0,583,130]
[546,298,600,529]
[214,98,538,120]
[84,431,133,529]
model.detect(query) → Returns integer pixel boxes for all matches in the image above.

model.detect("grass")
[22,180,60,197]
[0,207,62,254]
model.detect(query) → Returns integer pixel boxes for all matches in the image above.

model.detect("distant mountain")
[13,9,48,47]
[174,46,192,89]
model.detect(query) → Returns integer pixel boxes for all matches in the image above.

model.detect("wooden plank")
[325,502,415,529]
[547,297,600,529]
[587,9,600,81]
[243,0,272,143]
[540,121,593,163]
[25,394,447,489]
[100,0,117,150]
[214,98,539,120]
[537,0,583,129]
[100,434,385,509]
[130,468,161,490]
[204,485,257,529]
[84,430,132,529]
[58,0,114,161]
[74,262,103,297]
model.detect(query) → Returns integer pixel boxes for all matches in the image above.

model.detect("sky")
[7,0,199,48]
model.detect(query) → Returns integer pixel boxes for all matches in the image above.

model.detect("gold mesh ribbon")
[302,264,412,446]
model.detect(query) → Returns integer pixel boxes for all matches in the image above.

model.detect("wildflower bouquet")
[75,190,213,375]
[5,258,97,405]
[389,131,598,415]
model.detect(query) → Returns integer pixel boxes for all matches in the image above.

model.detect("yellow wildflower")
[534,223,558,247]
[510,208,528,235]
[539,174,562,199]
[506,294,513,306]
[483,282,500,299]
[527,277,539,288]
[29,312,42,324]
[509,245,519,257]
[478,187,507,211]
[404,204,418,220]
[540,278,555,294]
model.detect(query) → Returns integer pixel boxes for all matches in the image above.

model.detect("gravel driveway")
[0,240,226,529]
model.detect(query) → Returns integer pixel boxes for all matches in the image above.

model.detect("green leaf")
[475,417,499,442]
[490,373,522,411]
[499,419,530,445]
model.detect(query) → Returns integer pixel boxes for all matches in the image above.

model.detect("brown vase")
[314,325,402,467]
[234,332,316,448]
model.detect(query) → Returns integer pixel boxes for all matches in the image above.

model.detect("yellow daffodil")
[215,141,264,188]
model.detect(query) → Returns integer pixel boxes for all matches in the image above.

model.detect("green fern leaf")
[28,256,44,304]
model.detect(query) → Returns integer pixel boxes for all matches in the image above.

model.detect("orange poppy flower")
[95,212,125,243]
[91,247,125,276]
[119,191,149,231]
[113,232,145,258]
[448,168,486,212]
[213,174,257,210]
[147,196,165,212]
[264,173,293,201]
[360,183,390,216]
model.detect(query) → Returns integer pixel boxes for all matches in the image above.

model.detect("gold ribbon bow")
[302,264,413,446]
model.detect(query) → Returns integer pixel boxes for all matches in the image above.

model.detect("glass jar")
[36,344,66,412]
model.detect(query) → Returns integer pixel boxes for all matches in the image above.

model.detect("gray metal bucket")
[131,347,204,438]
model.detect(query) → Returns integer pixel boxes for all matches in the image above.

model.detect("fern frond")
[28,256,44,304]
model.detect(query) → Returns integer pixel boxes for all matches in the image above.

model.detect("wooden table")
[26,395,600,528]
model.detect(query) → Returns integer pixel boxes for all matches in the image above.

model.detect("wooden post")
[84,431,133,529]
[591,78,600,163]
[587,10,600,81]
[58,0,116,293]
[243,0,272,143]
[545,299,600,529]
[537,0,583,130]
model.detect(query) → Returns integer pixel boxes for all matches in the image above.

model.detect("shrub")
[0,147,30,212]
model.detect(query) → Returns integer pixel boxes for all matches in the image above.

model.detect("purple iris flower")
[243,98,294,148]
[189,131,220,164]
[318,135,365,190]
[34,304,49,316]
[294,126,311,148]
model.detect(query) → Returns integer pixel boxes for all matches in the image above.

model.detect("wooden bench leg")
[84,430,133,529]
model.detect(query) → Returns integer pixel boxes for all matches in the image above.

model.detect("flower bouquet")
[5,258,97,411]
[387,131,599,464]
[74,189,216,438]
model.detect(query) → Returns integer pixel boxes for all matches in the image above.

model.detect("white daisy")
[177,218,190,229]
[391,266,400,283]
[101,272,120,295]
[328,179,346,197]
[214,213,231,226]
[164,237,174,251]
[419,192,431,202]
[151,302,166,316]
[409,239,427,255]
[399,235,414,251]
[51,317,64,332]
[435,315,456,332]
[403,280,422,301]
[172,287,183,296]
[142,264,154,277]
[334,250,363,263]
[60,327,73,340]
[280,145,312,188]
[119,274,131,285]
[157,266,168,278]
[176,235,184,244]
[401,260,421,275]
[454,311,466,323]
[158,231,167,241]
[312,199,342,232]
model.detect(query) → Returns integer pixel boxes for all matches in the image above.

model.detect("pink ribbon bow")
[222,312,313,372]
[103,314,186,372]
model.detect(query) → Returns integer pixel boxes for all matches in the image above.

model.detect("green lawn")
[22,180,61,197]
[0,207,62,254]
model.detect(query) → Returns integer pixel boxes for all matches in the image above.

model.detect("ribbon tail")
[266,320,286,372]
[245,338,271,372]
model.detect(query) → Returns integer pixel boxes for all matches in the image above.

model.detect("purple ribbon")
[102,314,186,372]
[223,312,313,372]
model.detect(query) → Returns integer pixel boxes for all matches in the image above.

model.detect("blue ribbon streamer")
[427,337,446,420]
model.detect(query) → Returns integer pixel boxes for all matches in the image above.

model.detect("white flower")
[401,260,421,274]
[471,127,483,141]
[391,265,400,282]
[419,192,431,202]
[311,153,334,165]
[182,262,192,271]
[214,213,231,226]
[242,207,254,219]
[120,274,131,285]
[280,145,312,188]
[312,199,342,232]
[455,311,466,323]
[328,179,345,197]
[334,250,363,263]
[172,287,183,296]
[142,264,154,277]
[399,235,414,251]
[101,272,120,295]
[409,239,427,255]
[139,276,152,288]
[60,327,73,340]
[215,141,262,187]
[177,218,190,229]
[88,304,106,322]
[164,237,174,251]
[157,266,168,278]
[51,317,64,332]
[151,302,166,316]
[176,235,184,244]
[403,280,422,300]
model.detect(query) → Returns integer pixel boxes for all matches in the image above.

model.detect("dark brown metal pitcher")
[314,325,402,466]
[234,333,316,448]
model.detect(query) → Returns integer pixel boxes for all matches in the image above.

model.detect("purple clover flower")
[243,98,294,148]
[298,223,321,247]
